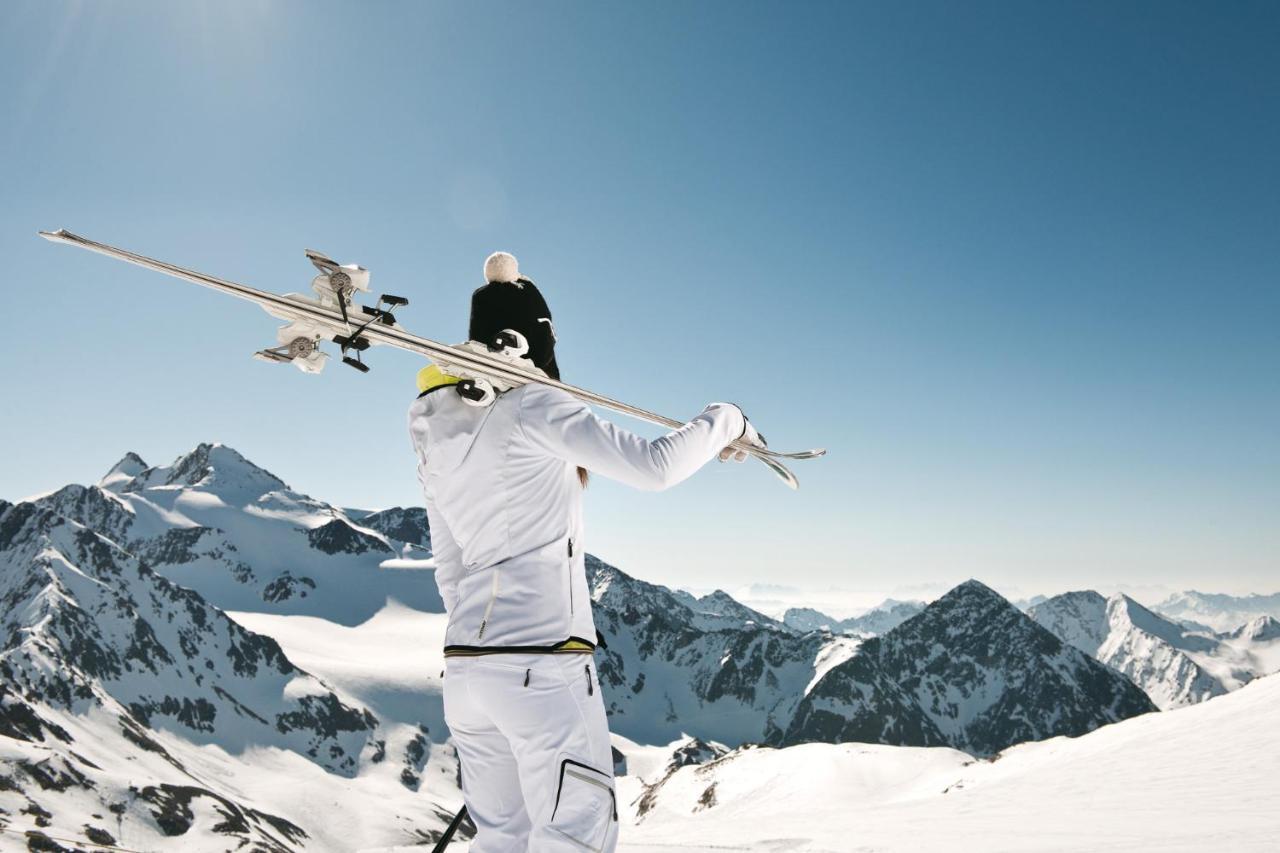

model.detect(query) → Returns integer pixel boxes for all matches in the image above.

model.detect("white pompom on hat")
[484,251,520,284]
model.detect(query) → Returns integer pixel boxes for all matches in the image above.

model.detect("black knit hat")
[469,252,560,380]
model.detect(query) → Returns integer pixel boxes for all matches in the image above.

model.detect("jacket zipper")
[477,570,500,640]
[568,536,575,614]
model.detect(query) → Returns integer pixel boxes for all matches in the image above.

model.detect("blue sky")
[2,1,1276,598]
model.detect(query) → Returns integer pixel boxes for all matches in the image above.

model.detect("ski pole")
[431,806,468,853]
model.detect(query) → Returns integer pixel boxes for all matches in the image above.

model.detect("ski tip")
[756,454,800,490]
[38,229,71,242]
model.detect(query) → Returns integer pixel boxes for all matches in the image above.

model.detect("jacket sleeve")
[424,500,464,614]
[517,383,746,492]
[408,400,464,613]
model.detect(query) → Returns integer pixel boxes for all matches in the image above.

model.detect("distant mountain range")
[780,599,925,635]
[592,566,1155,756]
[1,442,1275,848]
[1151,590,1280,633]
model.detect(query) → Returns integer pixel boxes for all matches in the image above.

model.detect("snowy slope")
[617,673,1280,852]
[228,602,450,739]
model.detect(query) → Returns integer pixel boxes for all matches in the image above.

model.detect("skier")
[408,252,766,851]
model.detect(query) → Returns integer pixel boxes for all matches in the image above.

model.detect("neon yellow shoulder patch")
[417,364,460,394]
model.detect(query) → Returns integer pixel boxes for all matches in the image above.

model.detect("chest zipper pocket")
[477,569,500,641]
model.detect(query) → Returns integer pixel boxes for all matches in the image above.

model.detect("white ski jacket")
[408,378,745,655]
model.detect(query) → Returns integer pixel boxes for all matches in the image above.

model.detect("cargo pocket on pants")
[549,757,617,851]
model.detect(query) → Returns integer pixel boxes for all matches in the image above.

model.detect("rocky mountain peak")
[1058,589,1107,607]
[1106,593,1188,646]
[692,590,786,630]
[947,577,1004,602]
[780,579,1156,755]
[99,451,148,490]
[174,443,286,490]
[1229,615,1280,642]
[1032,588,1240,710]
[356,507,431,550]
[904,578,1019,636]
[121,443,288,500]
[1028,591,1109,655]
[782,606,837,633]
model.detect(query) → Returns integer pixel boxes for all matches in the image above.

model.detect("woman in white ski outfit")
[409,253,763,852]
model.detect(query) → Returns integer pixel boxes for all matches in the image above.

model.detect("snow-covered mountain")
[671,587,792,633]
[593,566,1155,756]
[842,598,926,634]
[33,444,442,625]
[780,581,1156,755]
[778,605,838,633]
[0,502,377,773]
[781,599,926,635]
[1228,615,1280,642]
[7,442,1267,849]
[1154,590,1280,633]
[1029,590,1279,709]
[0,498,464,851]
[615,673,1280,852]
[589,557,826,746]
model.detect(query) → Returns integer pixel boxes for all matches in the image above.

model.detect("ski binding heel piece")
[457,378,496,407]
[488,328,530,359]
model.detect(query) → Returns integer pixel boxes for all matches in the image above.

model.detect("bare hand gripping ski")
[40,229,825,488]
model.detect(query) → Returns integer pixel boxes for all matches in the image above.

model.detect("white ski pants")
[444,652,619,852]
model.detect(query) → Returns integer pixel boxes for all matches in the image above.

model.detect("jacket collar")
[416,364,460,397]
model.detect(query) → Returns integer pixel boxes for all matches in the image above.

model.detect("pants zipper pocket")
[584,664,594,696]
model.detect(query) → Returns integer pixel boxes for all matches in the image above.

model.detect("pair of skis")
[39,229,825,488]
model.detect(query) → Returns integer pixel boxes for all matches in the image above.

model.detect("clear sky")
[2,1,1276,599]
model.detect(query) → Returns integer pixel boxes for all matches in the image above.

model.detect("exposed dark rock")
[359,507,431,550]
[136,783,306,847]
[83,825,116,846]
[23,830,74,852]
[132,527,212,566]
[306,519,393,556]
[262,573,317,603]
